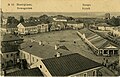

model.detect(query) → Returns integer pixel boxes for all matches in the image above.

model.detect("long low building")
[19,40,72,65]
[31,53,102,76]
[78,28,119,56]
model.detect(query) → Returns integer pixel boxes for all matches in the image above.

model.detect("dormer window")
[83,73,87,77]
[40,65,42,68]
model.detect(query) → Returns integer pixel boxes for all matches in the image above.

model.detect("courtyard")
[23,29,118,65]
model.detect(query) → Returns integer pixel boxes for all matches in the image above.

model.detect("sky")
[1,0,120,12]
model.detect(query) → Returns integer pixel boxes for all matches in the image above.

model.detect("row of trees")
[7,15,52,25]
[105,16,120,26]
[7,16,19,24]
[6,14,78,25]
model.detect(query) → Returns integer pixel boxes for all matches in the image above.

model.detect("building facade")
[19,40,71,66]
[67,22,84,30]
[17,23,38,35]
[1,34,23,68]
[77,28,119,56]
[37,24,48,33]
[40,53,102,76]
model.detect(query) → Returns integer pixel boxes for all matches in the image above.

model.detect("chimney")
[83,33,86,39]
[56,52,61,57]
[39,41,42,45]
[55,44,59,50]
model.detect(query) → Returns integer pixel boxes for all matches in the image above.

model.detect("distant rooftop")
[20,41,72,59]
[53,17,67,22]
[96,23,110,27]
[67,21,78,24]
[113,26,120,31]
[20,22,38,27]
[79,28,96,38]
[42,53,101,76]
[6,67,43,76]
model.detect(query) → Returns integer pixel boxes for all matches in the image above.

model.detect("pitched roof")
[1,34,23,41]
[87,33,118,49]
[53,17,67,22]
[1,45,19,53]
[79,28,96,38]
[6,67,43,76]
[20,41,72,59]
[67,21,78,24]
[21,22,37,27]
[42,53,101,76]
[96,23,110,27]
[79,28,118,49]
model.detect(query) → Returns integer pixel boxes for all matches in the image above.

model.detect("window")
[21,53,22,56]
[27,55,29,59]
[11,54,13,57]
[24,54,25,59]
[33,57,34,62]
[6,54,9,58]
[17,53,19,57]
[2,64,4,67]
[104,50,108,54]
[36,59,38,62]
[83,73,87,77]
[93,71,96,76]
[40,65,42,68]
[114,50,118,54]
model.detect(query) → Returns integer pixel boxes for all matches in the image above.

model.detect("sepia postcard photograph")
[0,0,120,76]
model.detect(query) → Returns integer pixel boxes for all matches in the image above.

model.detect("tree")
[39,14,52,24]
[7,16,19,24]
[107,16,119,26]
[20,16,24,23]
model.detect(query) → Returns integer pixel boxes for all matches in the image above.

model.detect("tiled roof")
[20,41,72,59]
[42,53,101,76]
[6,67,43,76]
